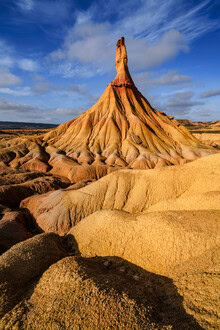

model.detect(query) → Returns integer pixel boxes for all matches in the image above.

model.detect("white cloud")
[165,99,204,109]
[155,72,192,85]
[0,69,22,87]
[200,89,220,99]
[17,0,34,11]
[68,84,88,95]
[0,98,55,123]
[0,56,14,68]
[127,31,188,70]
[161,91,204,117]
[18,59,38,71]
[51,62,100,78]
[170,91,193,100]
[50,25,188,77]
[0,87,32,96]
[0,40,14,68]
[32,75,51,94]
[48,0,218,77]
[0,98,36,113]
[55,108,83,116]
[134,70,192,88]
[0,39,39,73]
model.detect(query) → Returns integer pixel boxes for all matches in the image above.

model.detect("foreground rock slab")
[0,235,203,329]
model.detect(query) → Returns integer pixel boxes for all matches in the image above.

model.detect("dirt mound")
[193,133,220,148]
[70,209,219,276]
[0,240,202,329]
[21,153,220,235]
[0,211,32,255]
[0,233,68,319]
[0,165,69,208]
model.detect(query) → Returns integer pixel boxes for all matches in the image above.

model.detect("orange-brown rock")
[0,38,216,183]
[0,211,32,254]
[43,38,214,172]
[0,168,69,208]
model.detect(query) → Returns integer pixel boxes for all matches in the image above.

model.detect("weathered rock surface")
[0,37,219,329]
[22,153,220,235]
[0,211,32,255]
[0,166,69,208]
[0,236,202,329]
[70,217,220,329]
[70,209,219,276]
[0,37,215,182]
[0,233,68,319]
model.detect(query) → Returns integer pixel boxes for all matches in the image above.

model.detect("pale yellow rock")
[70,209,220,275]
[22,153,220,235]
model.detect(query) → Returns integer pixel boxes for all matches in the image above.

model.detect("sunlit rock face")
[0,37,215,183]
[42,37,214,181]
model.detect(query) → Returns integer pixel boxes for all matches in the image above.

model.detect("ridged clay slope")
[0,37,214,183]
[22,152,220,235]
[43,37,214,175]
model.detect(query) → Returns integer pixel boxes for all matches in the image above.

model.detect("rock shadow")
[73,255,203,329]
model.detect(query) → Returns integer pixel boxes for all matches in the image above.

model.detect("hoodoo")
[0,37,215,182]
[43,37,214,175]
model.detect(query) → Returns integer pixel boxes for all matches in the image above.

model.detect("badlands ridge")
[0,38,219,328]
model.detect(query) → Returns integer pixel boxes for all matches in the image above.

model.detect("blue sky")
[0,0,220,124]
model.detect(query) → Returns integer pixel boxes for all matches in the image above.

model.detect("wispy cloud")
[17,0,34,11]
[0,39,39,74]
[15,0,72,24]
[18,58,38,71]
[0,98,53,122]
[200,89,220,98]
[0,87,32,96]
[0,98,36,113]
[134,70,192,89]
[157,90,205,118]
[55,107,84,116]
[49,0,218,77]
[0,69,22,87]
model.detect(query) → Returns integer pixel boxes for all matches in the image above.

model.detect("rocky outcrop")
[0,238,202,329]
[0,173,69,208]
[0,211,32,254]
[0,233,68,319]
[21,153,220,235]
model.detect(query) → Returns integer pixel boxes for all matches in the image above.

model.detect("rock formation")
[0,37,215,183]
[43,37,214,179]
[19,152,220,328]
[22,152,220,235]
[0,37,219,328]
[0,235,205,329]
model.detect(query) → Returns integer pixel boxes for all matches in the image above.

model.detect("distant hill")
[0,121,58,130]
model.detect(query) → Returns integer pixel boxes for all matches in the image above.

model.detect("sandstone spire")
[111,37,134,87]
[0,37,215,183]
